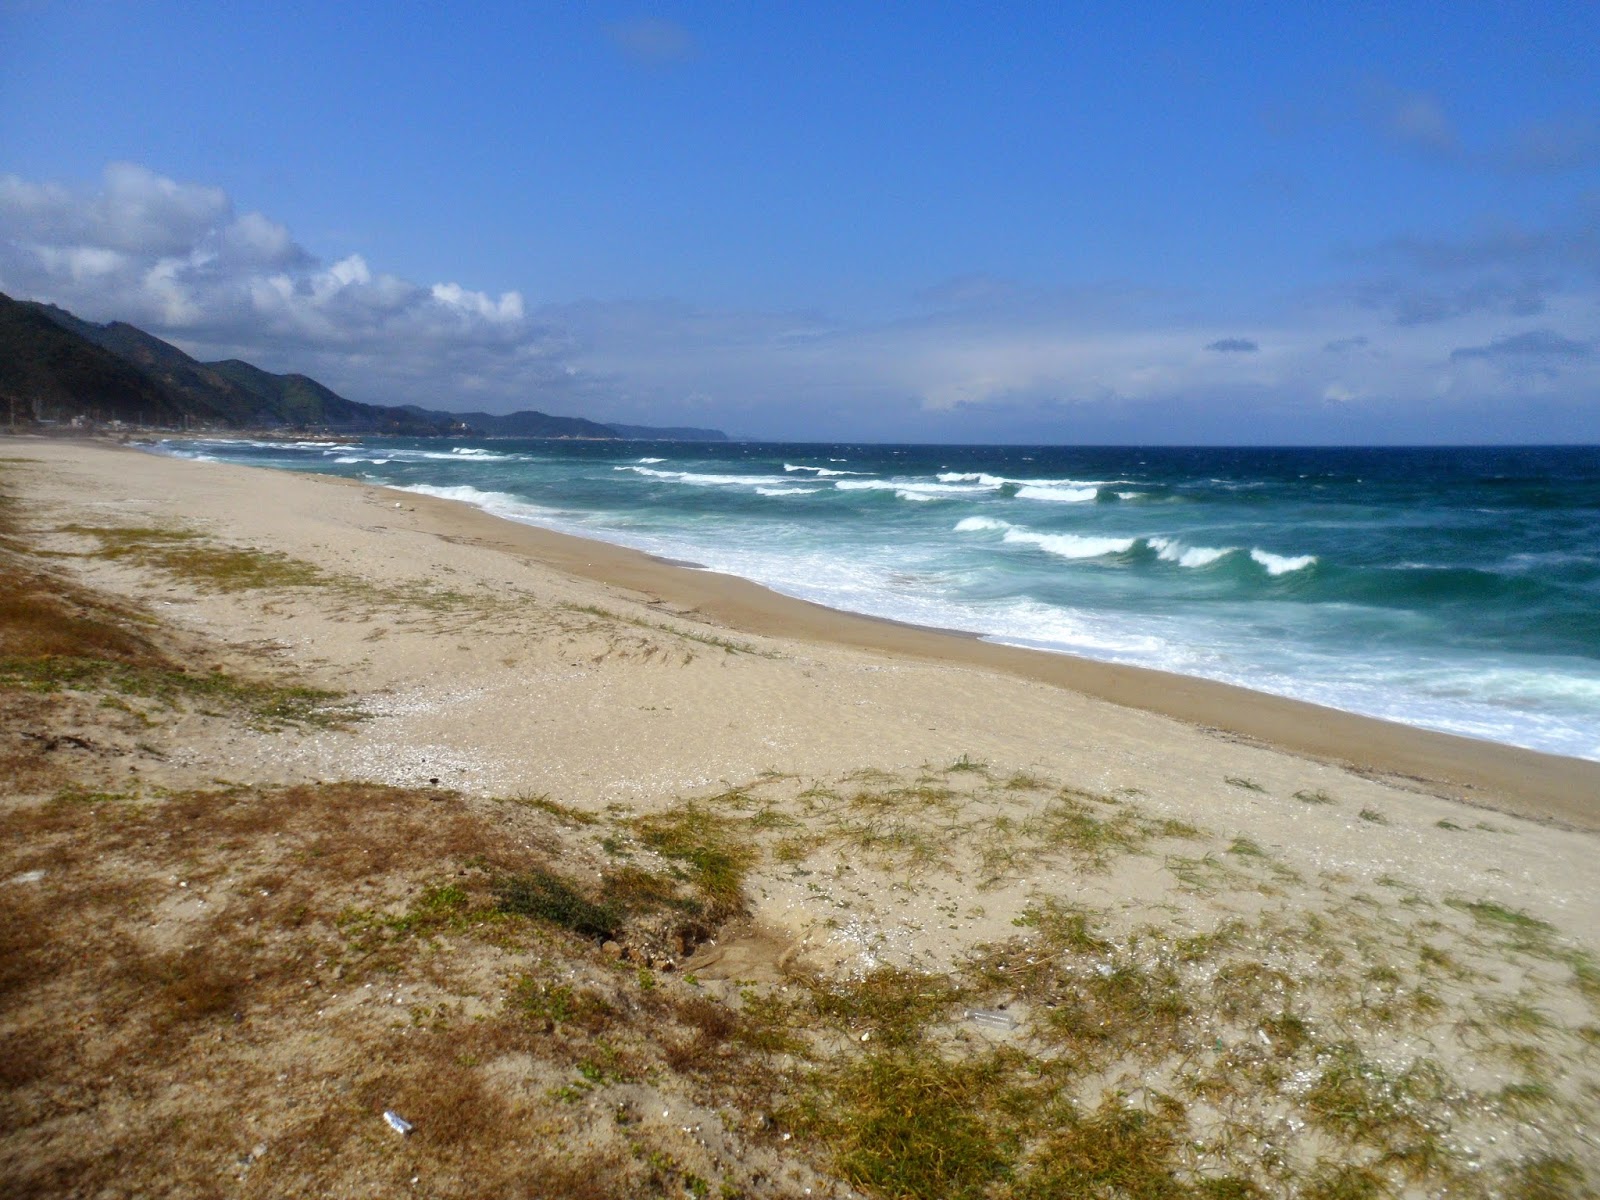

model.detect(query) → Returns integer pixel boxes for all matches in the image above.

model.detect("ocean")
[152,438,1600,763]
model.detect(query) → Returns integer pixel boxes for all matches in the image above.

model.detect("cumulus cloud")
[0,163,577,409]
[2,163,1598,442]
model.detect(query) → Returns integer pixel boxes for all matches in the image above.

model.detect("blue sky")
[2,2,1598,442]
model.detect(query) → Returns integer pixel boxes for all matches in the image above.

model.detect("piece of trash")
[965,1008,1018,1032]
[5,870,45,886]
[383,1111,414,1135]
[859,1031,871,1042]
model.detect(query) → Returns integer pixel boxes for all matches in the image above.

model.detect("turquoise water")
[154,439,1600,761]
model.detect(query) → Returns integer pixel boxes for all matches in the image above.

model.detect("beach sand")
[4,437,1598,1197]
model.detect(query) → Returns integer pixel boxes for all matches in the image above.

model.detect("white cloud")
[0,164,580,410]
[2,162,1597,441]
[431,281,525,322]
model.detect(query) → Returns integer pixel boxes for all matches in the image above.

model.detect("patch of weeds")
[1174,920,1248,962]
[66,524,329,592]
[601,864,695,917]
[1225,777,1266,792]
[1436,819,1466,831]
[51,783,139,805]
[1227,836,1267,859]
[834,814,946,871]
[633,804,757,918]
[1301,1162,1390,1200]
[1146,817,1205,840]
[1166,852,1245,893]
[508,976,613,1032]
[1495,1081,1556,1115]
[1304,1048,1450,1178]
[1446,898,1560,956]
[1568,952,1600,1004]
[774,834,822,863]
[1500,1155,1591,1200]
[494,870,622,940]
[501,792,598,824]
[1040,962,1190,1058]
[1483,995,1551,1035]
[1417,944,1460,974]
[1004,771,1050,791]
[747,805,798,830]
[1,654,356,730]
[843,767,900,785]
[946,754,988,774]
[1021,899,1112,955]
[802,1050,1015,1200]
[1021,790,1147,870]
[806,967,964,1049]
[1294,788,1336,805]
[1019,1096,1190,1200]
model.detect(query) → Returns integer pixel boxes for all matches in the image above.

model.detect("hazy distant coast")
[0,291,727,441]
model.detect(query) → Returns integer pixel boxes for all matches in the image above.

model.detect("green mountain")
[0,293,191,426]
[26,304,261,425]
[0,291,726,440]
[207,360,454,433]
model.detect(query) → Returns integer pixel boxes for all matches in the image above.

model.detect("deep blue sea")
[153,438,1600,762]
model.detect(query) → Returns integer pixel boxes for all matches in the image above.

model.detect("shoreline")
[15,434,1600,829]
[353,462,1600,829]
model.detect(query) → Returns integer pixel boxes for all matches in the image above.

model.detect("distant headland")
[0,290,726,441]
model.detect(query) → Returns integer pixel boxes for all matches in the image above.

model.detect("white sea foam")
[404,448,515,461]
[1002,529,1137,559]
[785,463,868,476]
[1149,537,1230,568]
[395,483,555,524]
[621,466,782,487]
[756,486,821,496]
[953,517,1013,532]
[1015,485,1098,503]
[637,457,666,463]
[834,479,987,499]
[1250,549,1318,575]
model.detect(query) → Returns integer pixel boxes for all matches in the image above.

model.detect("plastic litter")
[965,1008,1018,1031]
[383,1111,414,1136]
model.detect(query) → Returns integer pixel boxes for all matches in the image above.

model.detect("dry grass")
[0,780,818,1198]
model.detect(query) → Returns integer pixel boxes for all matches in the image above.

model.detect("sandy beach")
[4,436,1599,1198]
